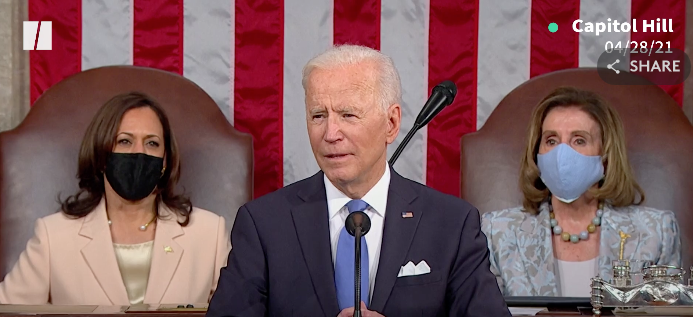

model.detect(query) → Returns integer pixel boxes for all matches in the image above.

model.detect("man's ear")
[386,103,401,144]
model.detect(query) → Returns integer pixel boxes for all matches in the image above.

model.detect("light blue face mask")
[536,143,604,203]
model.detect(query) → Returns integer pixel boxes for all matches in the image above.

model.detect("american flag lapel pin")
[401,211,414,218]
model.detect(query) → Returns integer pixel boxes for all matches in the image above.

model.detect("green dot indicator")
[548,23,558,33]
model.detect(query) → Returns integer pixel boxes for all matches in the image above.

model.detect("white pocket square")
[397,260,431,277]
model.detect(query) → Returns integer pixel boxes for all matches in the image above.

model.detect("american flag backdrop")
[27,0,688,199]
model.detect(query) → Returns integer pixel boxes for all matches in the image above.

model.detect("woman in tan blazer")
[0,92,230,305]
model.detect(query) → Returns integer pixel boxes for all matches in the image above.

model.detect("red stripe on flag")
[333,0,381,49]
[133,0,184,75]
[631,0,686,106]
[529,0,580,78]
[427,0,479,196]
[28,0,81,105]
[234,0,284,198]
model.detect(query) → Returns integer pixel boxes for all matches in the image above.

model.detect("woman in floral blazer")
[481,87,681,297]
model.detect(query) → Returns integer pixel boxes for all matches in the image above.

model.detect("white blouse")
[113,240,154,304]
[557,258,597,297]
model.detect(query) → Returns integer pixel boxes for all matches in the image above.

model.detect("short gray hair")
[302,44,402,112]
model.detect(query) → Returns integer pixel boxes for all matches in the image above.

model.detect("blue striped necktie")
[334,199,370,310]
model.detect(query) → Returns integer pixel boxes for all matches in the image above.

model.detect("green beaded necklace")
[549,200,603,243]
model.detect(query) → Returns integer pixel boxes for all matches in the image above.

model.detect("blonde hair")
[519,87,645,214]
[301,44,402,112]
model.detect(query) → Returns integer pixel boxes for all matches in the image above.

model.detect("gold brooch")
[164,246,173,253]
[618,230,631,260]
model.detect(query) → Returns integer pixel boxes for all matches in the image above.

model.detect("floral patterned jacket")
[481,202,681,296]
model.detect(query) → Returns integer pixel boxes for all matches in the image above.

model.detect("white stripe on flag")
[282,0,333,185]
[381,0,429,184]
[183,0,234,123]
[81,0,133,70]
[476,0,530,129]
[578,0,631,67]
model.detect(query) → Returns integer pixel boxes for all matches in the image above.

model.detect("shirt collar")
[325,162,391,220]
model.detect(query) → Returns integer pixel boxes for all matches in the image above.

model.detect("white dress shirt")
[325,163,390,301]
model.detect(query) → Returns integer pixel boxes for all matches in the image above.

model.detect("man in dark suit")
[207,44,510,317]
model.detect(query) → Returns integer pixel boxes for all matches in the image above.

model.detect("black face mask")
[105,153,164,201]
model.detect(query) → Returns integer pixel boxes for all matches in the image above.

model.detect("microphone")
[388,80,458,166]
[345,211,372,317]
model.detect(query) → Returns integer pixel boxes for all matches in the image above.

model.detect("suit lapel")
[598,205,640,279]
[516,205,559,296]
[369,170,420,312]
[79,200,130,305]
[291,173,340,316]
[144,204,184,304]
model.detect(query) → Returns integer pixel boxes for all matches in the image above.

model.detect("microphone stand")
[345,211,371,316]
[354,226,363,317]
[388,123,421,166]
[388,80,457,167]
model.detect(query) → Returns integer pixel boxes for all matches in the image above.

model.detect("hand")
[337,302,385,317]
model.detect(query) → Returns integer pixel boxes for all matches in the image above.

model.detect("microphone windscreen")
[345,211,372,236]
[436,80,457,104]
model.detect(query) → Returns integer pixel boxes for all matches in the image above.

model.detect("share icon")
[607,59,620,74]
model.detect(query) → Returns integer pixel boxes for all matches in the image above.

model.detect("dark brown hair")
[60,92,192,225]
[519,86,645,214]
